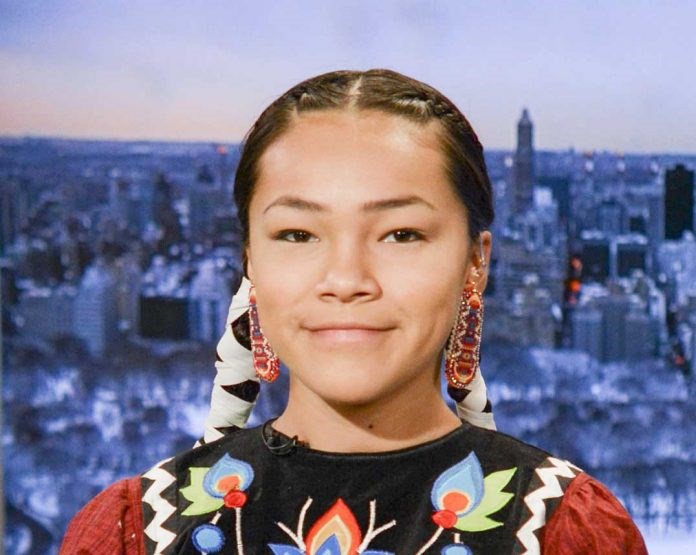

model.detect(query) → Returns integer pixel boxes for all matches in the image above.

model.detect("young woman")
[61,69,646,554]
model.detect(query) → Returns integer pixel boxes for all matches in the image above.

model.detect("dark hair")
[233,68,494,274]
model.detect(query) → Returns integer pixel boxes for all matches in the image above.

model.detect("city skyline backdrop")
[1,0,695,153]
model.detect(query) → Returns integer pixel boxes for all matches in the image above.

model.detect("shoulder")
[60,476,144,555]
[164,424,260,471]
[458,422,556,471]
[460,425,642,552]
[464,427,647,553]
[540,473,648,554]
[141,425,260,491]
[480,426,649,555]
[139,426,261,552]
[540,473,647,554]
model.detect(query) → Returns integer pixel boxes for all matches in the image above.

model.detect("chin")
[292,361,409,408]
[315,385,394,409]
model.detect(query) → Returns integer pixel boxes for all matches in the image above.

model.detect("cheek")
[249,229,298,288]
[377,259,463,357]
[247,249,310,342]
[380,246,465,307]
[408,278,461,345]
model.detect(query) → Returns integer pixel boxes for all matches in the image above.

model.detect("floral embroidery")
[270,498,396,555]
[181,453,254,515]
[191,523,225,553]
[180,454,256,554]
[416,452,517,554]
[174,451,516,554]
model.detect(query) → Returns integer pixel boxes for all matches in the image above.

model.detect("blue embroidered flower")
[427,451,517,533]
[191,523,225,553]
[431,452,485,523]
[202,453,255,498]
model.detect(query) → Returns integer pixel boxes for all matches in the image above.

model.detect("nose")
[314,239,381,303]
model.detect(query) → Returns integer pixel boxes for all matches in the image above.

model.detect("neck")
[273,372,461,453]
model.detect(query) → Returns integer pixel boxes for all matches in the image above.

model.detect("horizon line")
[1,132,695,158]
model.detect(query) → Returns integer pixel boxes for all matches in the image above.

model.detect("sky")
[0,0,694,152]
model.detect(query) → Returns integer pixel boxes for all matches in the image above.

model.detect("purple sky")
[1,0,694,152]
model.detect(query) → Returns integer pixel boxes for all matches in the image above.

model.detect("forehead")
[255,110,451,203]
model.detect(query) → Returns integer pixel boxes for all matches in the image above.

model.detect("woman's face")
[247,109,485,407]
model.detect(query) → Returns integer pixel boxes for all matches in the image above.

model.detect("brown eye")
[383,229,425,243]
[275,230,317,243]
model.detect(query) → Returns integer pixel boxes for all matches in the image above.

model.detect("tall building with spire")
[513,108,535,215]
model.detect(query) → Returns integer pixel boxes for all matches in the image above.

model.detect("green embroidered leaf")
[478,468,517,514]
[180,467,224,516]
[456,513,504,532]
[454,467,517,532]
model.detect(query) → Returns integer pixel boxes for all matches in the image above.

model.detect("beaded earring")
[444,281,484,389]
[248,284,280,382]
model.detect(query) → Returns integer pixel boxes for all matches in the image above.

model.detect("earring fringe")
[445,282,483,389]
[248,285,280,382]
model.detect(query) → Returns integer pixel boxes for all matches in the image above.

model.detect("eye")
[273,229,317,243]
[382,229,426,243]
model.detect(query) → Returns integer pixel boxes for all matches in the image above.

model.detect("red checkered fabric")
[542,473,648,554]
[60,477,144,555]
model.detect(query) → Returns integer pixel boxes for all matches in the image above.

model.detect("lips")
[304,322,394,343]
[306,322,392,332]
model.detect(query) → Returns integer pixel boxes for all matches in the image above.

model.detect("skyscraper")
[188,258,230,343]
[664,164,694,240]
[513,108,535,215]
[571,293,656,362]
[614,235,649,278]
[1,179,30,256]
[17,286,76,342]
[571,306,603,361]
[624,309,654,360]
[579,233,610,282]
[74,260,119,356]
[189,168,226,242]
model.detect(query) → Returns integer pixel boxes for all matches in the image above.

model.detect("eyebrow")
[263,194,436,214]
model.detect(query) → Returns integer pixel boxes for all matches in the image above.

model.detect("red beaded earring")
[444,281,484,389]
[248,284,280,382]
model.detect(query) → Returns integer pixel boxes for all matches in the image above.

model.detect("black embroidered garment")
[140,421,584,555]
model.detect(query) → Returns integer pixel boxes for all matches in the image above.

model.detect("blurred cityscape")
[2,111,696,553]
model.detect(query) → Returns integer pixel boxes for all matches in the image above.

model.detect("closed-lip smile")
[304,322,394,343]
[305,322,393,332]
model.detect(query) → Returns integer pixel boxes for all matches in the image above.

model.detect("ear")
[244,244,255,283]
[466,231,492,293]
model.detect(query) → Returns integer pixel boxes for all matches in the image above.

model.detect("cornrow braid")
[422,95,483,150]
[363,83,492,241]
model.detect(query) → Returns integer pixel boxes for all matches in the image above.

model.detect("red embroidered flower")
[432,509,458,529]
[224,490,247,508]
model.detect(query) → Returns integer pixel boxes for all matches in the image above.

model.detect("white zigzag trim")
[142,457,177,555]
[516,457,582,555]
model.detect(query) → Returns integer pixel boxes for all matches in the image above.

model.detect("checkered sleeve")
[60,476,144,555]
[541,473,647,554]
